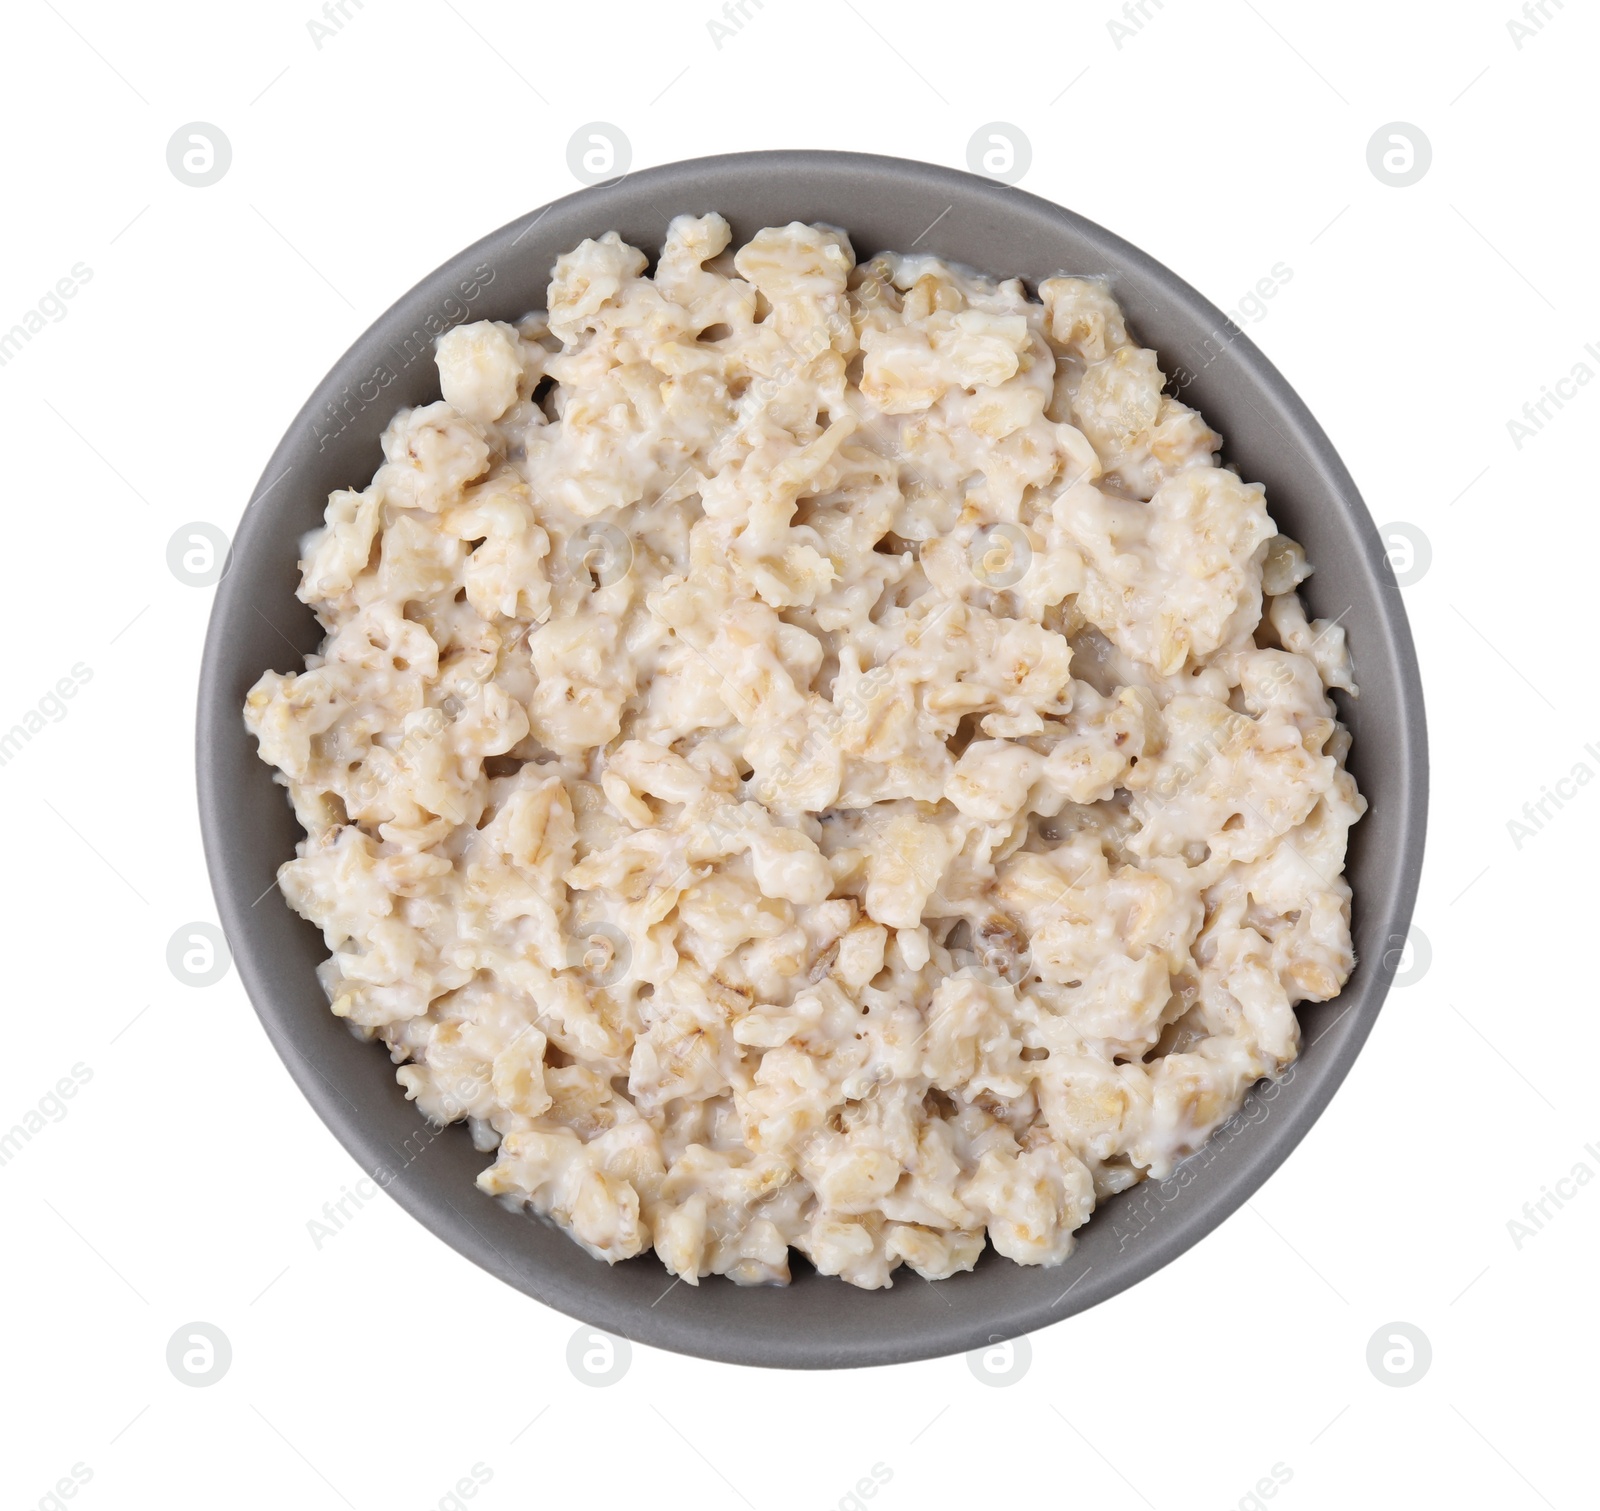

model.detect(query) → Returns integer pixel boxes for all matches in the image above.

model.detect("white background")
[1,0,1593,1507]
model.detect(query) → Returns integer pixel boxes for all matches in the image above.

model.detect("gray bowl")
[198,150,1427,1369]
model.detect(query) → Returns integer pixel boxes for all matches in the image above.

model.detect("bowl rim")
[199,148,1428,1368]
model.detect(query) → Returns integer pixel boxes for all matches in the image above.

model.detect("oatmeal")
[245,215,1364,1288]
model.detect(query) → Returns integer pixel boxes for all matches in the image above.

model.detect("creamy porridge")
[245,215,1364,1288]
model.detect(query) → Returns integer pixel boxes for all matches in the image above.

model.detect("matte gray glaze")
[198,150,1427,1369]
